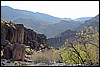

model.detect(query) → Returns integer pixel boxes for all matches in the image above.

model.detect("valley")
[1,5,99,66]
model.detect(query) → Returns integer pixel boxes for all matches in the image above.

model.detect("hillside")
[47,30,77,48]
[73,17,92,23]
[1,6,61,22]
[48,14,99,48]
[76,14,99,31]
[1,6,83,38]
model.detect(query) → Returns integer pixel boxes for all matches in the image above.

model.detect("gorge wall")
[1,18,49,61]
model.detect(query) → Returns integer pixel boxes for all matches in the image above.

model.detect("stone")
[1,39,10,47]
[12,42,25,61]
[15,24,24,44]
[3,42,13,59]
[24,28,49,51]
[1,62,6,66]
[1,19,50,61]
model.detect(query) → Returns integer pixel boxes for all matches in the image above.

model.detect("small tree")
[61,26,99,65]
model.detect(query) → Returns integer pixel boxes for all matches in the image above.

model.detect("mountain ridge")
[1,6,94,38]
[48,14,99,48]
[76,14,99,31]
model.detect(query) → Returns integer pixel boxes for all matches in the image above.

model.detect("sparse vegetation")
[31,49,61,64]
[24,26,99,66]
[57,26,99,65]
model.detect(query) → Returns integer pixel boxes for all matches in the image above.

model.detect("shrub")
[31,49,61,64]
[61,26,99,65]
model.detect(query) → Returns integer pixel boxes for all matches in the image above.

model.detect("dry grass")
[31,49,61,63]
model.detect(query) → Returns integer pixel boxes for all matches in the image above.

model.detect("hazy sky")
[1,1,99,19]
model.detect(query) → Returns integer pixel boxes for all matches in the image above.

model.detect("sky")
[1,1,99,19]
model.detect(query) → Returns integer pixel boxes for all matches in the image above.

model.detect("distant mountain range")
[73,17,92,23]
[1,6,93,38]
[14,19,81,38]
[48,14,99,48]
[1,6,61,22]
[76,14,99,31]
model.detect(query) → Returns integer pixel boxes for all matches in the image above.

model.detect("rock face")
[48,30,77,48]
[1,18,49,60]
[12,43,25,61]
[1,20,25,61]
[24,28,49,51]
[3,42,13,59]
[15,24,24,44]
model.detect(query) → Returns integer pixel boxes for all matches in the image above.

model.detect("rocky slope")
[48,14,99,48]
[1,18,50,61]
[47,30,77,48]
[76,14,99,31]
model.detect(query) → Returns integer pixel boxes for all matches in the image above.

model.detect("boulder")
[3,42,13,59]
[12,42,25,61]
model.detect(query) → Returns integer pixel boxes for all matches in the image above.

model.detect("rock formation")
[3,42,13,59]
[12,43,25,61]
[1,18,49,61]
[24,28,49,51]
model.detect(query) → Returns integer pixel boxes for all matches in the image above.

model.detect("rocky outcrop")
[3,42,13,59]
[24,28,49,51]
[12,43,25,61]
[15,24,24,44]
[1,18,49,60]
[47,30,77,48]
[1,20,25,61]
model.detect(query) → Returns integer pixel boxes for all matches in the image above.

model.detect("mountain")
[44,20,81,38]
[1,6,61,22]
[1,6,82,38]
[14,18,81,38]
[61,18,72,21]
[41,20,81,38]
[76,14,99,31]
[13,18,55,33]
[73,17,92,23]
[47,14,99,48]
[47,29,77,48]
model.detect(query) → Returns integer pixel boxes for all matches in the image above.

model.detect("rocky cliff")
[1,18,49,61]
[24,27,49,51]
[47,30,77,48]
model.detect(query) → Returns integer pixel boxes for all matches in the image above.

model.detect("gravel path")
[1,59,98,66]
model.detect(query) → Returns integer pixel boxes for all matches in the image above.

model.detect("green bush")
[59,26,99,65]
